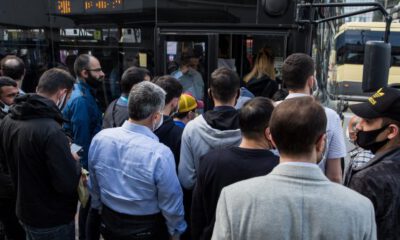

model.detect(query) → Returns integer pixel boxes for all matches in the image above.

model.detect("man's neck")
[279,153,316,164]
[239,137,270,150]
[128,118,152,130]
[375,141,400,155]
[213,99,235,107]
[288,88,310,96]
[163,104,173,116]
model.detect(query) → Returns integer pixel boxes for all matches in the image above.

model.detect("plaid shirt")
[349,147,374,169]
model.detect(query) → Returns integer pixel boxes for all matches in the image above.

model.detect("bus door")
[217,32,289,83]
[157,31,218,109]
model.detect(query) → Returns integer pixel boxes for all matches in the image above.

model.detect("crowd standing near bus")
[0,50,399,240]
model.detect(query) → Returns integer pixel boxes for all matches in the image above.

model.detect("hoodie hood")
[203,106,239,131]
[10,94,65,124]
[190,114,241,149]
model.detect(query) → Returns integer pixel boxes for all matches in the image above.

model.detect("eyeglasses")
[86,68,103,72]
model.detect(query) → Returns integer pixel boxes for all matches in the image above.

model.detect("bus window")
[331,22,400,96]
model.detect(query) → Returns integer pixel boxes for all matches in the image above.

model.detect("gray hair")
[128,81,166,120]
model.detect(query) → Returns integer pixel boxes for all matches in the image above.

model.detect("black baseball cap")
[350,87,400,122]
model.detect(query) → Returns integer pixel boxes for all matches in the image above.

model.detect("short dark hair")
[270,97,327,155]
[282,53,314,90]
[120,67,150,94]
[36,68,75,95]
[154,75,183,104]
[210,67,240,103]
[239,97,274,139]
[1,55,25,80]
[0,76,17,94]
[74,54,91,78]
[174,111,190,119]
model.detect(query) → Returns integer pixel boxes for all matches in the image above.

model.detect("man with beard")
[62,54,104,240]
[345,87,400,239]
[212,97,376,240]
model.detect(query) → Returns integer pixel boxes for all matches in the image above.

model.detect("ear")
[81,69,89,78]
[316,133,326,153]
[172,97,179,108]
[208,88,212,99]
[268,130,278,149]
[307,76,314,88]
[387,124,399,140]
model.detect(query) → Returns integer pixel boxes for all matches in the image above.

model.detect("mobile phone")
[70,143,83,155]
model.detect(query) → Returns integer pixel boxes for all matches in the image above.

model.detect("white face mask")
[153,112,164,131]
[56,93,67,110]
[0,101,10,113]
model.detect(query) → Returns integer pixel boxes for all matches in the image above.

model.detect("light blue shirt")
[171,68,204,100]
[88,121,187,236]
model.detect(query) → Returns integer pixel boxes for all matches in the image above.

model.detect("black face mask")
[356,125,389,154]
[85,72,102,89]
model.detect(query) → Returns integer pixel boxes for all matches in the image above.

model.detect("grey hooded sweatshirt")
[178,107,242,190]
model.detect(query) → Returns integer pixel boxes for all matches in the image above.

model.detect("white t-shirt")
[277,93,347,172]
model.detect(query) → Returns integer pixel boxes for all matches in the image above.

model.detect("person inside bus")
[345,87,400,239]
[103,66,151,129]
[243,47,278,99]
[171,54,204,101]
[278,53,346,184]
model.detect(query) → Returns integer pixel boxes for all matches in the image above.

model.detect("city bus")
[329,22,400,97]
[0,0,325,109]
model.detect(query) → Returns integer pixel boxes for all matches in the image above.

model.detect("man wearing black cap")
[345,87,400,240]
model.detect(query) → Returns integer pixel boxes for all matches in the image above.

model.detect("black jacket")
[246,75,278,99]
[191,146,279,240]
[0,107,15,200]
[346,147,400,240]
[0,94,81,228]
[155,115,183,168]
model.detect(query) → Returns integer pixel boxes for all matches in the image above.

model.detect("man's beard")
[85,72,102,89]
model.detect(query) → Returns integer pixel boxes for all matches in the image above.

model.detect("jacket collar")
[353,146,400,172]
[121,120,159,141]
[270,163,329,182]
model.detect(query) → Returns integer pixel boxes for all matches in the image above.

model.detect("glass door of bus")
[157,32,218,109]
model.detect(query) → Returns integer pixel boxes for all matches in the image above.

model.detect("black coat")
[0,94,81,228]
[154,115,183,168]
[0,108,14,201]
[246,75,278,99]
[346,147,400,240]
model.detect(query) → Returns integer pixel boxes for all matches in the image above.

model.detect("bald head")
[1,55,25,83]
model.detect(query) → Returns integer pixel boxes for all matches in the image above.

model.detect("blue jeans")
[21,221,74,240]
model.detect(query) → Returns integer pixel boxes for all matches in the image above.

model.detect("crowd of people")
[0,51,399,240]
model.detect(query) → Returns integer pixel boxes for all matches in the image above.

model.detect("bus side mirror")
[362,41,391,92]
[262,0,290,16]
